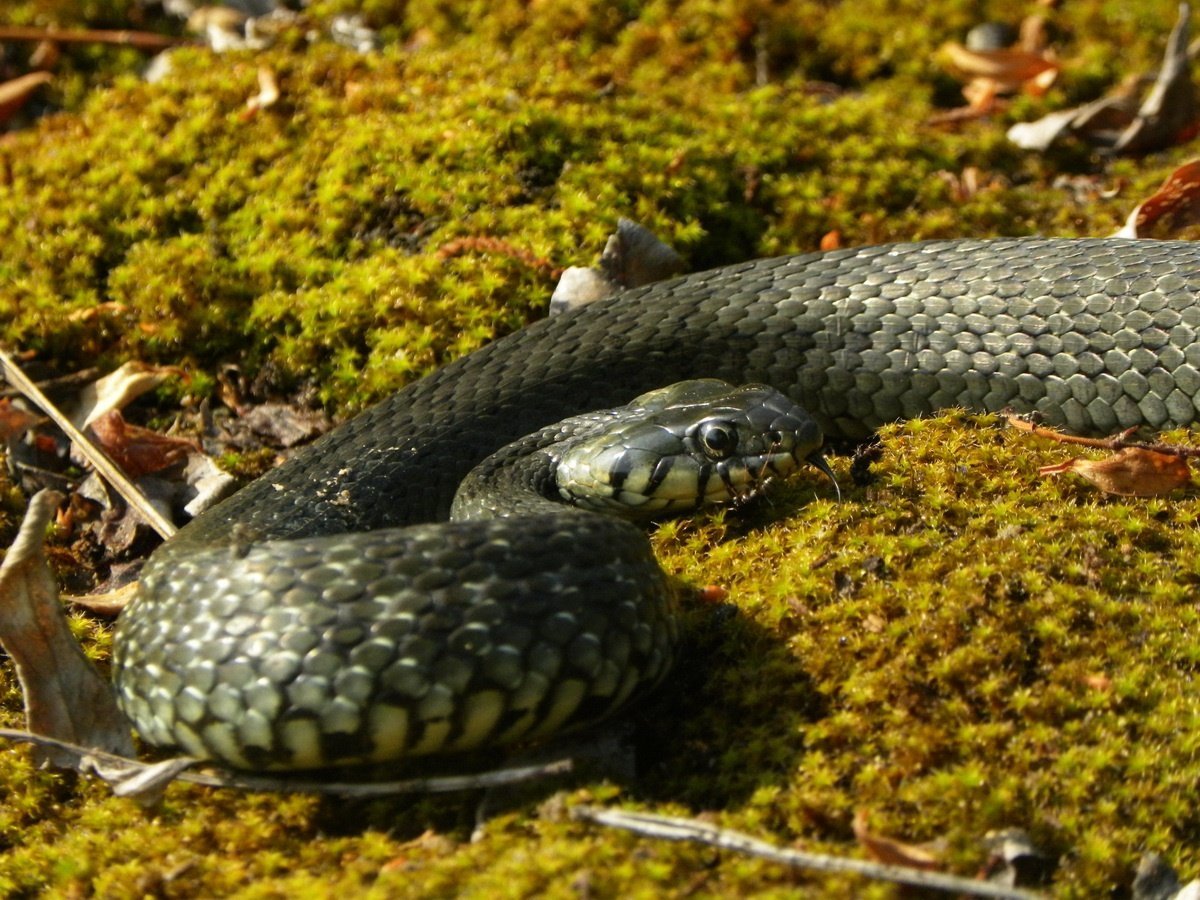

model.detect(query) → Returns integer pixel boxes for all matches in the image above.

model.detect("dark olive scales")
[115,238,1200,768]
[115,380,819,768]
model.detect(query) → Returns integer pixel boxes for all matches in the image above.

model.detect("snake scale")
[112,237,1200,770]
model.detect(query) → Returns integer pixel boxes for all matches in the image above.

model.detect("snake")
[112,236,1200,770]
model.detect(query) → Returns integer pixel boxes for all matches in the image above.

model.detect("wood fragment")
[571,806,1043,899]
[0,25,190,52]
[0,349,176,539]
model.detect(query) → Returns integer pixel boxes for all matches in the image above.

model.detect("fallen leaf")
[66,581,138,617]
[89,409,197,478]
[1008,3,1197,154]
[0,71,52,124]
[852,809,943,872]
[819,230,842,251]
[0,490,135,765]
[1114,158,1200,238]
[1083,673,1113,692]
[0,398,40,441]
[71,361,182,431]
[243,65,280,117]
[240,402,330,448]
[1038,447,1191,496]
[940,42,1059,87]
[1112,3,1197,155]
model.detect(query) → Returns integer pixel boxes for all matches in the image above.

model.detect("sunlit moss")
[2,0,1200,896]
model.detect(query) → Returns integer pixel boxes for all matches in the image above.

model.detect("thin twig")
[0,728,573,797]
[0,25,190,52]
[571,806,1044,900]
[0,349,176,539]
[1003,411,1200,458]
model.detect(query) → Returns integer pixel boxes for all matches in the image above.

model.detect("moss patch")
[3,1,1200,896]
[5,415,1200,894]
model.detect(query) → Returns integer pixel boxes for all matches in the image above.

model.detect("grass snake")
[113,236,1200,769]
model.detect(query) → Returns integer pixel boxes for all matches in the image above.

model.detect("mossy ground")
[2,1,1200,896]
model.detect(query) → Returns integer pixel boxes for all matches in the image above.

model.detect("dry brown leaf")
[0,71,52,123]
[66,301,129,324]
[696,584,729,604]
[72,361,183,430]
[819,230,842,251]
[1083,673,1113,692]
[1114,158,1200,238]
[1038,447,1191,496]
[243,66,280,117]
[940,43,1059,85]
[0,491,135,764]
[0,398,40,441]
[1010,3,1196,153]
[933,37,1059,124]
[852,809,943,872]
[89,409,197,478]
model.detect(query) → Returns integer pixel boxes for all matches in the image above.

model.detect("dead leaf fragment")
[89,409,197,478]
[940,43,1058,87]
[1009,2,1197,153]
[934,27,1059,123]
[1114,158,1200,238]
[0,398,40,441]
[0,71,52,124]
[72,361,182,431]
[243,65,280,117]
[852,809,943,872]
[0,490,135,765]
[1083,672,1113,692]
[1038,447,1191,496]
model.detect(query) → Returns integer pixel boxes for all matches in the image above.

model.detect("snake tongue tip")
[806,450,841,501]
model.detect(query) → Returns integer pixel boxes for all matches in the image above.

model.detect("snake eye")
[698,420,738,459]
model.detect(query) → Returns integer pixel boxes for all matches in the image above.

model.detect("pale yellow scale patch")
[202,722,252,768]
[653,465,701,502]
[172,721,210,760]
[409,719,452,755]
[450,690,505,751]
[525,678,586,740]
[493,710,538,745]
[281,718,325,768]
[368,704,410,761]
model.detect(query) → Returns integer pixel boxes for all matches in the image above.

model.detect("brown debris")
[852,809,944,872]
[1038,448,1192,497]
[1114,158,1200,238]
[0,491,136,765]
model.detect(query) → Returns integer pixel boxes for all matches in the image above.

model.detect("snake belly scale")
[113,237,1200,769]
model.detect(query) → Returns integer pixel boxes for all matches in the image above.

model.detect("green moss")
[15,414,1196,896]
[3,1,1200,896]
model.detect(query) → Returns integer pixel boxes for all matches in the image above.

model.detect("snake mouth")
[806,450,841,501]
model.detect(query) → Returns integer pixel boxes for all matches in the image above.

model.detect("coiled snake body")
[113,237,1200,769]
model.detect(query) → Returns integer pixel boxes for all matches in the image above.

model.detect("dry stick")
[0,349,176,539]
[1003,411,1200,458]
[0,728,574,798]
[0,25,190,52]
[571,806,1044,900]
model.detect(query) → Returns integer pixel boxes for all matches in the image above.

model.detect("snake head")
[555,379,826,517]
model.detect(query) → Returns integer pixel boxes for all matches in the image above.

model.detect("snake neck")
[448,410,624,521]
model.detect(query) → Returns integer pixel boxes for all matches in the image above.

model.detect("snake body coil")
[113,237,1200,769]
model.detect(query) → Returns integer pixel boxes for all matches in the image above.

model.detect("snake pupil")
[699,420,738,459]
